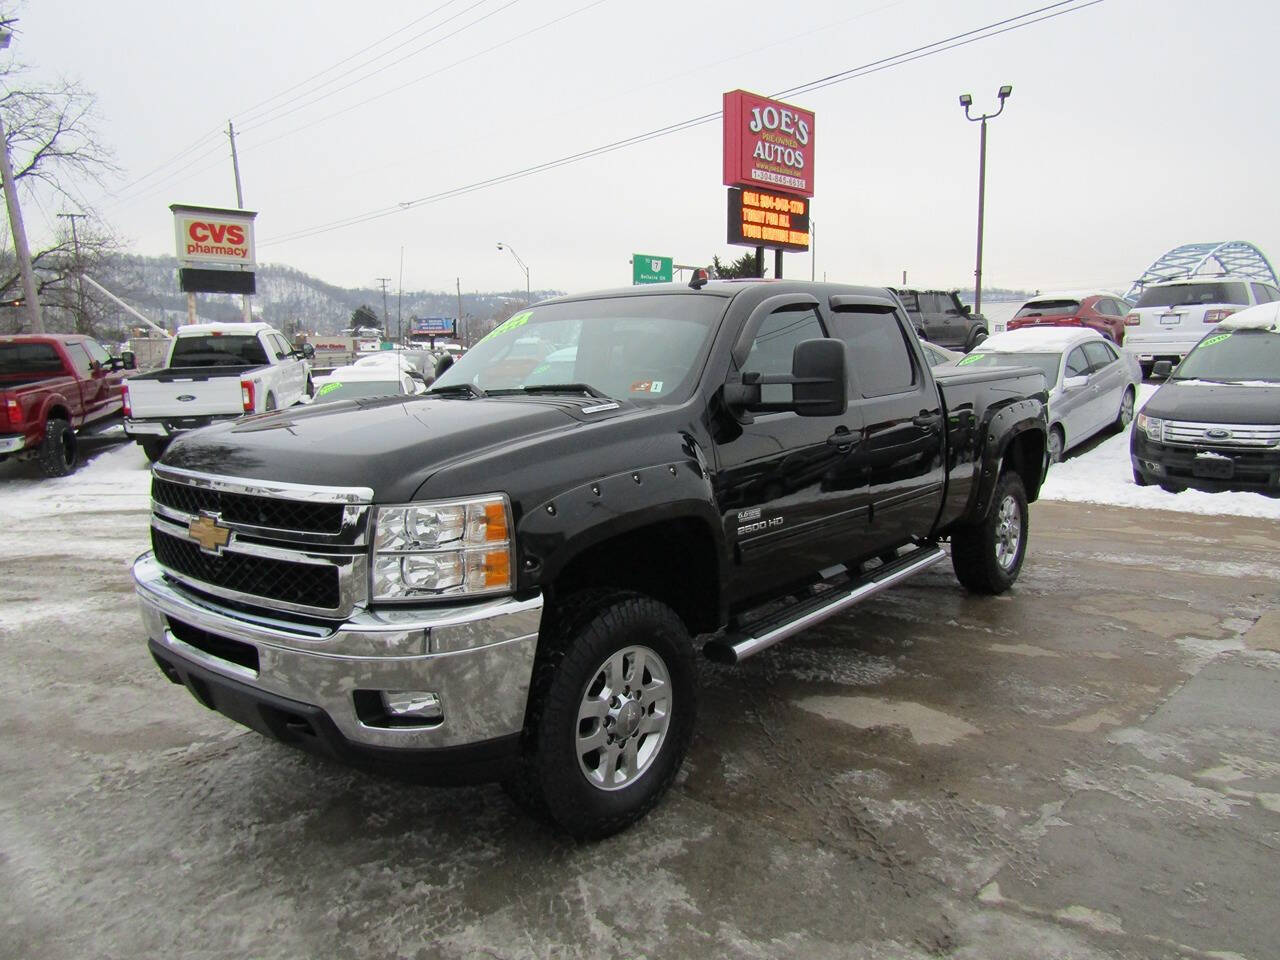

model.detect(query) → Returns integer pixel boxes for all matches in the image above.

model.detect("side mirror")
[1062,375,1089,390]
[1151,360,1172,380]
[961,304,972,316]
[791,338,847,417]
[300,343,316,360]
[722,339,848,418]
[122,351,137,370]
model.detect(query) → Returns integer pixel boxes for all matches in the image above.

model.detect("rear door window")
[1082,340,1117,371]
[828,307,918,398]
[64,342,95,376]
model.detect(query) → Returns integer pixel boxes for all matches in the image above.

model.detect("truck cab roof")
[175,321,276,336]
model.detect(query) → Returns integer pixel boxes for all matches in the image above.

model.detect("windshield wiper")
[428,382,486,398]
[491,383,613,399]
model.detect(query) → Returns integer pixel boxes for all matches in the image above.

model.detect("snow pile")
[1039,385,1280,520]
[0,442,151,528]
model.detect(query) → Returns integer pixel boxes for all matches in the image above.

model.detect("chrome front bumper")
[133,552,543,751]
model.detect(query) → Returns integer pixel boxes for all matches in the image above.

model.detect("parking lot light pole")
[959,85,1012,317]
[496,242,530,305]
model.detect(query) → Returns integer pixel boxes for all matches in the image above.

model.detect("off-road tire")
[964,327,989,353]
[951,471,1028,595]
[504,590,696,841]
[305,375,315,399]
[141,438,169,462]
[36,418,77,477]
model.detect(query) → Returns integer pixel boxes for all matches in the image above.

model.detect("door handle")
[827,426,860,449]
[912,413,942,429]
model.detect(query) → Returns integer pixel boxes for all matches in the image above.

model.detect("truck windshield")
[955,351,1061,387]
[433,294,727,403]
[171,335,269,367]
[1136,282,1249,309]
[1173,329,1280,383]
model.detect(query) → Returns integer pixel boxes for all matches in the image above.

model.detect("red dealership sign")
[722,90,815,198]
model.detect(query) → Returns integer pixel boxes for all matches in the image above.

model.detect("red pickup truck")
[0,334,135,477]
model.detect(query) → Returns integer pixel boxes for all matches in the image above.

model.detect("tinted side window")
[829,308,917,398]
[742,305,825,405]
[64,342,94,376]
[1250,283,1272,304]
[1082,340,1116,371]
[1094,298,1117,317]
[1065,347,1090,378]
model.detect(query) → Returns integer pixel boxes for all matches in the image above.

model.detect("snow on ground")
[0,442,151,527]
[1041,384,1280,520]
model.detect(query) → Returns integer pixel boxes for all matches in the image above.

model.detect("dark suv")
[890,289,989,352]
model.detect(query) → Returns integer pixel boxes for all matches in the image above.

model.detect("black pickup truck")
[133,278,1048,839]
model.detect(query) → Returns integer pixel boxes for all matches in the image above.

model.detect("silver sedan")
[945,327,1142,463]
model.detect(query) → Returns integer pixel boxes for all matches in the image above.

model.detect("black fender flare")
[969,397,1048,520]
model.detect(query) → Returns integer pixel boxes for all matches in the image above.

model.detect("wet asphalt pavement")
[2,494,1278,959]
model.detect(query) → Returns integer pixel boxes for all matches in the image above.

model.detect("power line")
[237,0,509,135]
[92,0,500,207]
[96,0,605,216]
[261,0,1104,248]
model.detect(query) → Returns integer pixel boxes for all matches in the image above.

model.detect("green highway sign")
[632,254,673,284]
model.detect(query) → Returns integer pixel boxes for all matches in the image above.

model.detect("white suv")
[1124,276,1280,377]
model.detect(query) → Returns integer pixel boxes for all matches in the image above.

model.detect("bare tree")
[0,29,119,336]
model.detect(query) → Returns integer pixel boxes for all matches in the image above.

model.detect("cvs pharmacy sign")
[171,203,258,267]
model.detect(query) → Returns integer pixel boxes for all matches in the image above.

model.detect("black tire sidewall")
[530,594,696,840]
[141,438,169,462]
[38,419,76,477]
[952,472,1028,594]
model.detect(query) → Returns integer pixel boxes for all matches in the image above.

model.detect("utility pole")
[397,247,404,343]
[57,212,87,332]
[376,277,392,339]
[0,27,42,333]
[227,120,251,323]
[456,277,463,345]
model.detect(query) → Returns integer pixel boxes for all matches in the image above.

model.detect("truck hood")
[162,394,593,502]
[1141,379,1280,425]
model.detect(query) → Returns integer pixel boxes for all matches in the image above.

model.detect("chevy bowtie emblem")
[188,514,231,553]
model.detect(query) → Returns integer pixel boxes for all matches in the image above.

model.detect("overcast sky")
[12,0,1280,299]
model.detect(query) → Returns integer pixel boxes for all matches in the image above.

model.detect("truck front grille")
[153,528,342,610]
[152,477,345,533]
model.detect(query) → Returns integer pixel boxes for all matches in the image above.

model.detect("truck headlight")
[372,495,514,600]
[1135,413,1164,443]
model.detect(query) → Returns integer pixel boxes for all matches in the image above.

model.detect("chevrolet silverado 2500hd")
[134,278,1048,838]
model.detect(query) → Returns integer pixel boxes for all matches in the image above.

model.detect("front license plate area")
[1192,453,1233,479]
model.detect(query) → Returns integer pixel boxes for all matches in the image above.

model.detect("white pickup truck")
[123,322,314,460]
